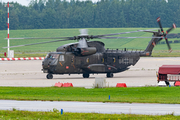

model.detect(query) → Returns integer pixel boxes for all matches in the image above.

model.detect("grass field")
[1,87,180,119]
[1,86,180,104]
[0,110,179,120]
[0,28,180,57]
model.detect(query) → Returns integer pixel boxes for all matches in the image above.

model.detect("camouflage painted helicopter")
[3,17,176,79]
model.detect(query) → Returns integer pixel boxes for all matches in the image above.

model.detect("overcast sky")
[2,0,99,6]
[2,0,30,6]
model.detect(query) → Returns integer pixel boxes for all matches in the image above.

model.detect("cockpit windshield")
[46,53,59,59]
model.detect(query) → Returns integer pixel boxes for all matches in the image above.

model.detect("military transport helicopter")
[3,17,176,79]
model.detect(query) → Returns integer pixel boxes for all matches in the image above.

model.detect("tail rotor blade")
[165,38,171,51]
[156,17,164,33]
[157,17,176,52]
[166,23,176,34]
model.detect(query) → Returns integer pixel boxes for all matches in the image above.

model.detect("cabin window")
[59,55,65,61]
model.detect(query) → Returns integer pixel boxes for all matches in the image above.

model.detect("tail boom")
[142,31,163,56]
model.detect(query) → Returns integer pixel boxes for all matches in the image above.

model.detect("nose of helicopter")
[42,59,52,73]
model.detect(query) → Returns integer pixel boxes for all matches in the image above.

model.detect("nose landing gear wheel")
[83,73,89,78]
[46,73,53,79]
[107,73,113,78]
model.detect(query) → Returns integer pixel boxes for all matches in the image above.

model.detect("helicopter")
[3,17,176,79]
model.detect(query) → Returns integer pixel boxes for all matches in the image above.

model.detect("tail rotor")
[156,17,176,52]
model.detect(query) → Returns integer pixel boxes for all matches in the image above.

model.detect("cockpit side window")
[45,54,49,58]
[59,55,65,61]
[46,54,59,59]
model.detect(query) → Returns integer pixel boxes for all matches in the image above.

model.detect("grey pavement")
[0,100,179,115]
[0,57,180,87]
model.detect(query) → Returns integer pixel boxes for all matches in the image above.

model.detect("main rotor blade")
[156,17,164,33]
[93,29,158,38]
[5,37,75,40]
[99,36,162,39]
[2,39,73,49]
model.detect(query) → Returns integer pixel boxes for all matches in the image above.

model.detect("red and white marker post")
[5,2,14,58]
[0,57,45,61]
[7,2,10,58]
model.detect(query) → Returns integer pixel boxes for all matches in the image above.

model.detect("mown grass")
[1,87,180,104]
[1,109,180,120]
[0,28,180,54]
[151,50,180,57]
[0,52,179,58]
[1,87,180,119]
[0,110,179,120]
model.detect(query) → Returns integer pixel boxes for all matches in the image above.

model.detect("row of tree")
[0,0,179,30]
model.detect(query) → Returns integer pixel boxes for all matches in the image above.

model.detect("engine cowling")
[72,47,96,56]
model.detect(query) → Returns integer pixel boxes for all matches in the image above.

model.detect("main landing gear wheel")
[83,73,89,78]
[46,73,53,79]
[107,73,113,78]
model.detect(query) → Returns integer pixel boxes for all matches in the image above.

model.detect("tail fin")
[143,17,176,56]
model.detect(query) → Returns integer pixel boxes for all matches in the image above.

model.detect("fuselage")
[42,50,141,75]
[42,40,150,79]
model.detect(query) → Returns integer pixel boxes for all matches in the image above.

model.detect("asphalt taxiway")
[0,57,180,87]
